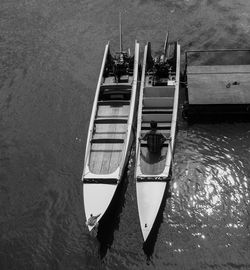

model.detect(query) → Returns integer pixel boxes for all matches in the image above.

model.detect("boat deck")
[139,77,175,175]
[89,82,132,174]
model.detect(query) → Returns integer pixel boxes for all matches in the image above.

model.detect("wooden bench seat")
[95,118,127,124]
[142,107,173,114]
[91,138,124,144]
[98,100,130,106]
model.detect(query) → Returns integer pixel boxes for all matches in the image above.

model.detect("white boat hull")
[83,183,117,231]
[136,181,166,241]
[135,40,180,241]
[82,41,140,231]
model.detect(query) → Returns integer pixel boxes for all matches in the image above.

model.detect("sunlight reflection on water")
[159,123,250,268]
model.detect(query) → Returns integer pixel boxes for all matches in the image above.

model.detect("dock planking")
[187,65,250,104]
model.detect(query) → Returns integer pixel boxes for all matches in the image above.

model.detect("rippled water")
[0,0,250,269]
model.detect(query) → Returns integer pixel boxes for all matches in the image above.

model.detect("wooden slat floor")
[89,104,128,174]
[89,143,123,174]
[97,104,129,118]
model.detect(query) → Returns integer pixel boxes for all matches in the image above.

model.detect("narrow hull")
[135,37,180,241]
[82,41,140,231]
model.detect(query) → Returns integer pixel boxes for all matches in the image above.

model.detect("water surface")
[0,0,250,269]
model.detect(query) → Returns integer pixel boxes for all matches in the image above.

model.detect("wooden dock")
[183,49,250,120]
[187,65,250,104]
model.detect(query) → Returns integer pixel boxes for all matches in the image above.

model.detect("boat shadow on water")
[142,179,171,260]
[96,173,129,259]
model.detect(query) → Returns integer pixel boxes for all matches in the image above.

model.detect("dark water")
[1,0,250,269]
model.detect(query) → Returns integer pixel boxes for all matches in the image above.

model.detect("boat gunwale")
[135,40,180,241]
[82,42,110,176]
[135,42,180,179]
[82,40,140,180]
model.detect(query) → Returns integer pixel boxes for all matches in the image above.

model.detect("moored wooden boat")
[82,39,140,231]
[135,34,180,241]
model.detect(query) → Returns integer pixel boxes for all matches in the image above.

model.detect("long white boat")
[82,39,140,231]
[135,35,180,241]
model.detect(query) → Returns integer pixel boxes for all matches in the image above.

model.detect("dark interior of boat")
[103,50,134,82]
[99,86,131,101]
[146,42,177,86]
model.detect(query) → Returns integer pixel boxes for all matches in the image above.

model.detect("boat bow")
[136,181,166,240]
[84,182,117,231]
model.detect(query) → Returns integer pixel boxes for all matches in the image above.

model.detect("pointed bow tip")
[142,228,151,242]
[85,212,102,231]
[87,224,97,232]
[86,219,100,233]
[143,235,149,242]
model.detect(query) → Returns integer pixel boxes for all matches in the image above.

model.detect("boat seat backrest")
[144,86,175,97]
[142,113,172,122]
[143,97,174,108]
